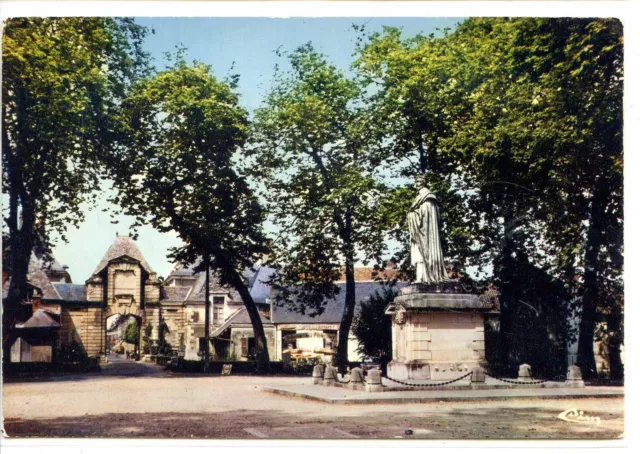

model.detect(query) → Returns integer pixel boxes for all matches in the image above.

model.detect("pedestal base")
[388,360,431,380]
[388,360,482,380]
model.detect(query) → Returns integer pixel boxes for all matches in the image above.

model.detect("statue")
[408,182,450,284]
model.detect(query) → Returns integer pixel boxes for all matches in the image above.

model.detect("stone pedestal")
[388,360,430,380]
[365,369,383,392]
[348,367,365,391]
[565,365,585,388]
[471,367,486,383]
[518,363,532,381]
[312,364,325,385]
[323,365,338,386]
[385,283,497,380]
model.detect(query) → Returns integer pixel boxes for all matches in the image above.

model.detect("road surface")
[2,358,624,439]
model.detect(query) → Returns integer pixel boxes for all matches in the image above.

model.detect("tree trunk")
[577,183,607,380]
[335,209,356,374]
[203,260,211,371]
[496,186,516,373]
[221,259,270,372]
[606,305,624,381]
[336,253,356,375]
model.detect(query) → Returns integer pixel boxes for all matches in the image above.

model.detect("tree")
[251,44,389,372]
[142,324,153,355]
[124,322,140,352]
[352,286,396,364]
[2,17,150,359]
[108,57,271,370]
[355,18,623,378]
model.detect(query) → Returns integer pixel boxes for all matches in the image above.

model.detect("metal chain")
[485,373,545,385]
[383,371,473,388]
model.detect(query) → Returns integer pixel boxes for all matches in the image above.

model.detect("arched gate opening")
[105,313,142,360]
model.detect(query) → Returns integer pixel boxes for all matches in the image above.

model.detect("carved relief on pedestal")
[394,303,407,328]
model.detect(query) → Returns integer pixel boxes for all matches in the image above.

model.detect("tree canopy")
[355,18,623,378]
[108,57,271,369]
[2,18,150,360]
[251,44,392,371]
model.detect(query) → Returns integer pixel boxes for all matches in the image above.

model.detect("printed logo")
[557,409,601,426]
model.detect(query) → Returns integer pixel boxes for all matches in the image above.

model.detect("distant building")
[4,235,402,364]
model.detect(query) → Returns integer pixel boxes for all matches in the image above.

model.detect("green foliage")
[156,318,172,356]
[124,322,139,346]
[2,17,150,311]
[355,18,623,376]
[142,323,153,355]
[251,43,391,370]
[107,58,271,367]
[352,286,396,362]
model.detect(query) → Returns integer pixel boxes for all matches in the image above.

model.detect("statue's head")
[413,174,428,189]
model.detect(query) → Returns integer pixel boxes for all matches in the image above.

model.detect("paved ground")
[2,358,625,439]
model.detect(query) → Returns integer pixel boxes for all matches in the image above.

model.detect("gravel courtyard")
[2,361,624,439]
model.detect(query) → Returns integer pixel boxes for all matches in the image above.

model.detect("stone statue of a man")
[408,184,450,284]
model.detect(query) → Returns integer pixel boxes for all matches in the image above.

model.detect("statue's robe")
[408,188,450,284]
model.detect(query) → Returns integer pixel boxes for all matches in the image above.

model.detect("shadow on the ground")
[3,359,170,384]
[2,405,624,440]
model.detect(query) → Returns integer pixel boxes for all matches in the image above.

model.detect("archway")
[105,313,142,360]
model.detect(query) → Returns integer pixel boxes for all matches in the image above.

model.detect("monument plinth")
[386,179,499,381]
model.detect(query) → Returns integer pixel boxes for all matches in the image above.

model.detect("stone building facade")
[4,234,395,365]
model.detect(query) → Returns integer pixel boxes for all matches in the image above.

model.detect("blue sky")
[52,17,463,283]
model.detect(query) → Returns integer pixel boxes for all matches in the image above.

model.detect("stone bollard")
[348,367,365,390]
[365,369,384,393]
[518,363,532,381]
[471,367,486,383]
[323,365,338,386]
[565,365,585,388]
[312,364,325,385]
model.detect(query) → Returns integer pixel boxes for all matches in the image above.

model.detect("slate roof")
[249,266,274,304]
[272,281,408,324]
[173,263,273,304]
[212,307,273,337]
[16,309,61,329]
[92,235,153,275]
[186,270,243,302]
[166,261,200,279]
[161,286,192,302]
[2,253,62,301]
[34,250,67,274]
[52,283,87,302]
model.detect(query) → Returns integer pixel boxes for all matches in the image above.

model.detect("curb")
[262,386,624,405]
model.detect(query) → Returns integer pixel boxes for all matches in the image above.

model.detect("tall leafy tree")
[108,57,271,370]
[251,44,389,372]
[2,17,149,356]
[352,286,396,364]
[356,18,623,378]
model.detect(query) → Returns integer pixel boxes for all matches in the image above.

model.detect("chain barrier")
[382,371,473,388]
[485,373,545,385]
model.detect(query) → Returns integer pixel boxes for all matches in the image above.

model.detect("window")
[241,338,248,357]
[213,306,224,322]
[241,337,256,358]
[212,297,225,322]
